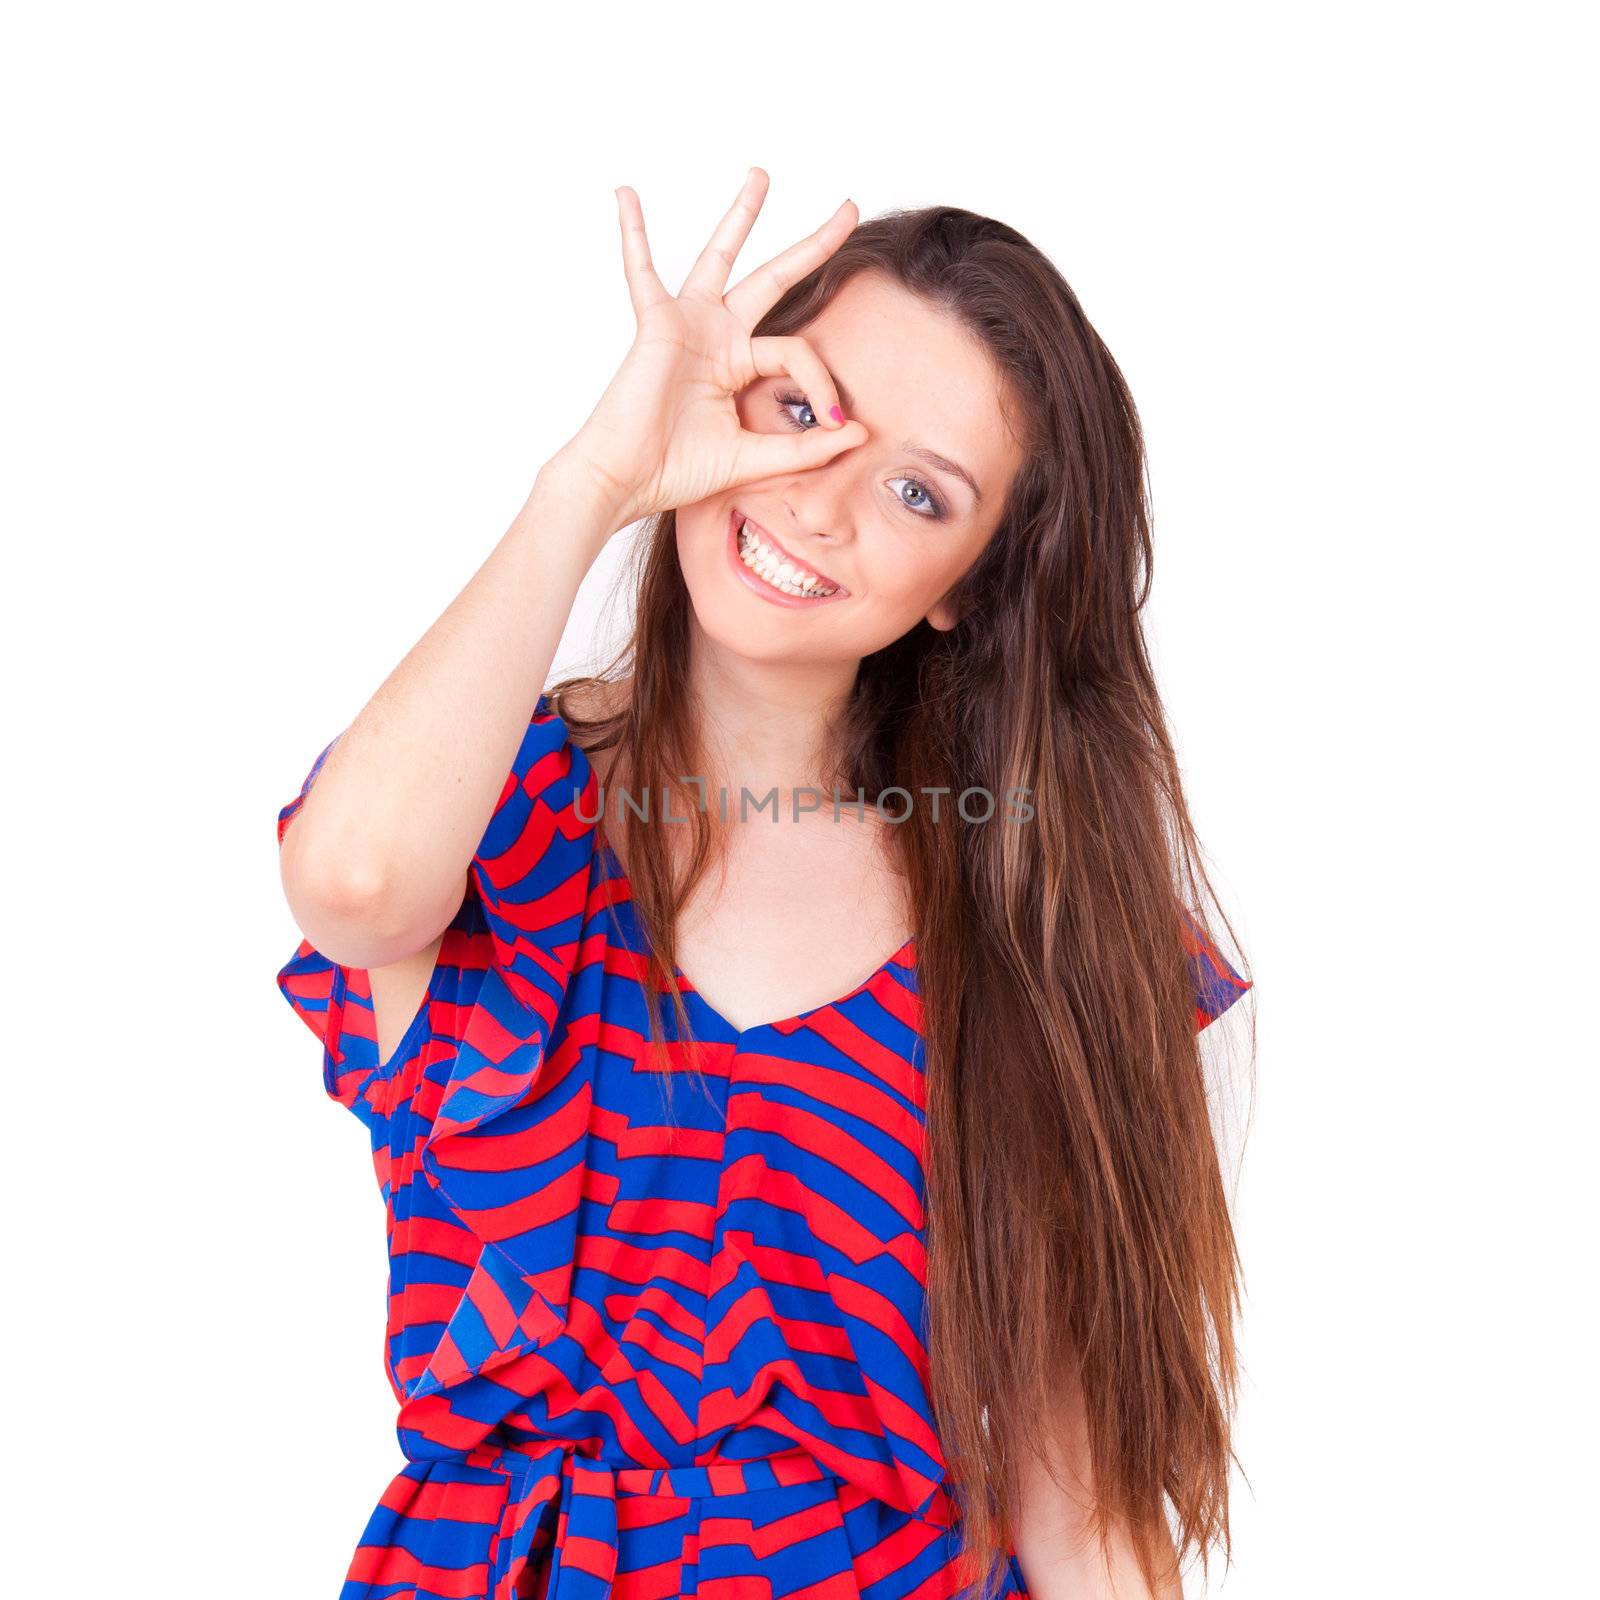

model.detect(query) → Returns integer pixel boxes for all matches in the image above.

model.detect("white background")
[5,3,1593,1595]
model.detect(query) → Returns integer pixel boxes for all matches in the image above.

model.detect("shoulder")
[547,675,632,789]
[552,676,631,722]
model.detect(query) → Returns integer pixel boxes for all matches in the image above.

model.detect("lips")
[732,508,846,593]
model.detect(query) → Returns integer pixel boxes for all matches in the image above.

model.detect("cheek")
[864,541,961,610]
[674,502,722,564]
[674,504,745,611]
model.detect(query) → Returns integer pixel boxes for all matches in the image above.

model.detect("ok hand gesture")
[559,168,871,528]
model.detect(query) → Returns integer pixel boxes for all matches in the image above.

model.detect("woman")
[276,168,1252,1600]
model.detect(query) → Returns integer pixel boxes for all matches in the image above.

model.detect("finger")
[722,197,858,329]
[747,336,850,431]
[677,167,769,301]
[736,416,870,481]
[615,186,671,320]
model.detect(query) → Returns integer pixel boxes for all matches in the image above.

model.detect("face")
[674,271,1026,665]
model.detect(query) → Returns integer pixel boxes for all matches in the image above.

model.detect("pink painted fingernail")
[829,404,845,424]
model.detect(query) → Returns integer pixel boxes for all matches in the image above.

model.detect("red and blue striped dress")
[276,693,1250,1600]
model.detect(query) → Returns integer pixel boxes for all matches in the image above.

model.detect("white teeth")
[737,520,838,598]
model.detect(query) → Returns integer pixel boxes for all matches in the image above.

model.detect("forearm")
[1013,1457,1181,1599]
[1011,1370,1182,1600]
[279,449,626,967]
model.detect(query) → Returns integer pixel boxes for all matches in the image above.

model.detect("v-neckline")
[596,837,917,1040]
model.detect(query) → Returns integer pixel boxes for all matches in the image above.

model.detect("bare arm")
[1012,1362,1184,1600]
[277,449,627,973]
[279,172,868,977]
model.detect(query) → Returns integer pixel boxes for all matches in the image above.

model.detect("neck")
[686,627,861,803]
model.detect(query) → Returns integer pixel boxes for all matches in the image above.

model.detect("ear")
[925,593,964,631]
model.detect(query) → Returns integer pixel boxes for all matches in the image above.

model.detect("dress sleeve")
[433,690,601,1143]
[273,692,601,1142]
[1182,908,1252,1032]
[274,729,394,1133]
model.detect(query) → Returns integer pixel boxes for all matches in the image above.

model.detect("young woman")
[276,168,1251,1600]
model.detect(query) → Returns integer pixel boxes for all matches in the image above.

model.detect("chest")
[691,823,913,1033]
[613,805,914,1037]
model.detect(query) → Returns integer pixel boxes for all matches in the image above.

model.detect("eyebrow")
[832,377,984,509]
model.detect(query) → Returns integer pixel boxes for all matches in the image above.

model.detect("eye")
[773,390,949,521]
[887,477,946,519]
[773,391,819,431]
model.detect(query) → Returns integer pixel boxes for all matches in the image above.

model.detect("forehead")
[798,271,1023,489]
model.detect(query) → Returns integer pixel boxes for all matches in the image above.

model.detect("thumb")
[738,419,869,480]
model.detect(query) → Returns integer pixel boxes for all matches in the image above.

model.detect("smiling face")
[674,270,1028,665]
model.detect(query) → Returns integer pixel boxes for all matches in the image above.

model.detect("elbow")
[279,825,428,971]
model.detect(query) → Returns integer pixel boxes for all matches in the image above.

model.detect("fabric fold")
[1183,907,1252,1030]
[406,697,605,1394]
[275,695,607,1397]
[273,691,1237,1599]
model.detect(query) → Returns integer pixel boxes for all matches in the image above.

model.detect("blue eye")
[887,477,944,519]
[774,392,819,430]
[772,390,948,521]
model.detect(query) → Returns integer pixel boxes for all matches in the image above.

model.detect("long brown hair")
[553,204,1251,1596]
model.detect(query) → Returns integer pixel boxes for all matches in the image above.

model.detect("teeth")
[737,520,838,598]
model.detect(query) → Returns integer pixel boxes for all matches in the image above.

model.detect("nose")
[776,468,857,551]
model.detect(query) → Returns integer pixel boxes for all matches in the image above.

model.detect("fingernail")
[829,404,845,425]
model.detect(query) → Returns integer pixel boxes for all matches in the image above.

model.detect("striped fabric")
[276,693,1250,1600]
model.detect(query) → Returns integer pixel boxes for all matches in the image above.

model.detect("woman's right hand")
[551,167,872,529]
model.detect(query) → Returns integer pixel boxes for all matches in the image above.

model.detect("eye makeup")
[772,390,951,521]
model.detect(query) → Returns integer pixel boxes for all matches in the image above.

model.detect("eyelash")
[772,390,949,521]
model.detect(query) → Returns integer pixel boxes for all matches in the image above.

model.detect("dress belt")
[405,1436,838,1600]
